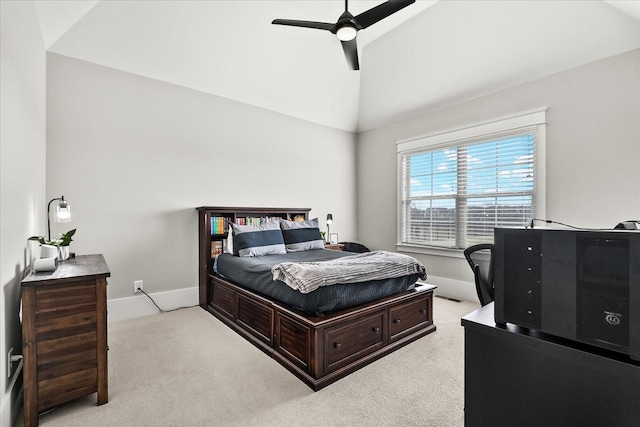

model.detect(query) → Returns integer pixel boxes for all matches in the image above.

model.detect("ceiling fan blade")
[272,19,335,32]
[341,38,359,70]
[353,0,415,29]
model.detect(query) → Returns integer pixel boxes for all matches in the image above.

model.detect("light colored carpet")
[20,296,479,427]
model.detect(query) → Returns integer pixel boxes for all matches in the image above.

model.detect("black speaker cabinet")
[494,227,640,360]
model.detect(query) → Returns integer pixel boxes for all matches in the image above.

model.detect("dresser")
[21,254,110,427]
[462,303,640,426]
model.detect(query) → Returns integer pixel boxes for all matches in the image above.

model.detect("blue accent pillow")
[280,218,325,252]
[231,221,286,257]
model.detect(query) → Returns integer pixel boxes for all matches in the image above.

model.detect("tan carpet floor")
[19,296,479,427]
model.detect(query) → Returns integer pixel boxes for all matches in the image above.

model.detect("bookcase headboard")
[195,207,311,305]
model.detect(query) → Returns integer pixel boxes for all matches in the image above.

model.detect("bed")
[197,206,437,390]
[214,249,424,315]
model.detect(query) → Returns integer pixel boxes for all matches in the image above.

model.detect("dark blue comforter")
[214,249,421,315]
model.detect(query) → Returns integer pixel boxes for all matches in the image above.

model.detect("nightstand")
[21,254,110,427]
[325,243,344,251]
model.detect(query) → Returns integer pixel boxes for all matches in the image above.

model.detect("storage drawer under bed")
[389,296,431,342]
[323,310,386,373]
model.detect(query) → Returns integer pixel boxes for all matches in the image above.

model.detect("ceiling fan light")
[336,25,357,41]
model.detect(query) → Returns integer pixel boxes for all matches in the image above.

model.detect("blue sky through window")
[403,132,535,247]
[409,134,533,198]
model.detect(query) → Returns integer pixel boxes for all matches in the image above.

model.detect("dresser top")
[22,254,110,286]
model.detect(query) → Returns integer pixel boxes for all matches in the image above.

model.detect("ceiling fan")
[272,0,416,70]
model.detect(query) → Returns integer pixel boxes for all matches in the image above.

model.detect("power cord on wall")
[137,288,198,313]
[528,218,622,231]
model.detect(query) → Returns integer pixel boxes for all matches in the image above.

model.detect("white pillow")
[224,228,233,254]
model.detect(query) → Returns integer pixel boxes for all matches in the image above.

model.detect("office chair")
[463,243,495,306]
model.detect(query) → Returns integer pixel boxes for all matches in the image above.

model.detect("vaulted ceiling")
[33,0,640,132]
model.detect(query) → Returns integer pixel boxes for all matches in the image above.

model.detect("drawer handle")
[334,342,342,349]
[420,309,427,314]
[393,319,401,324]
[372,327,380,333]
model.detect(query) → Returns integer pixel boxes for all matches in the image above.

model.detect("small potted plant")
[29,229,76,261]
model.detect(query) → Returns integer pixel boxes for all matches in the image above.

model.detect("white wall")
[46,54,357,308]
[357,0,639,131]
[357,49,640,302]
[0,1,47,425]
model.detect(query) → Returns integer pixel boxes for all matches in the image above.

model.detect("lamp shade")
[56,203,71,222]
[48,196,71,241]
[326,214,333,224]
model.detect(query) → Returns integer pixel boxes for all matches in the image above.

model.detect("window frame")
[396,108,547,257]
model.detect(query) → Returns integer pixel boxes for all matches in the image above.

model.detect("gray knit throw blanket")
[272,250,427,294]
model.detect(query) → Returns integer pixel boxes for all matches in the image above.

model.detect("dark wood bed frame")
[197,206,437,390]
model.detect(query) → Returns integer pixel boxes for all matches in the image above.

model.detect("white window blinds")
[397,110,545,250]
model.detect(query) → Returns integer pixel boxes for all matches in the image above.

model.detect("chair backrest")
[340,242,370,253]
[463,243,495,306]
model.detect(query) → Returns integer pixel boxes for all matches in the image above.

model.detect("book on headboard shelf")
[235,216,285,226]
[211,240,224,258]
[211,216,231,235]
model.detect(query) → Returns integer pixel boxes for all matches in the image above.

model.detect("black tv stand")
[462,303,640,426]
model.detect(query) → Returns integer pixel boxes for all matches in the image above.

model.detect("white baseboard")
[107,279,474,323]
[1,360,23,427]
[108,286,199,323]
[422,275,478,303]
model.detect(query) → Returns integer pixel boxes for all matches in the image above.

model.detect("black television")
[494,227,640,360]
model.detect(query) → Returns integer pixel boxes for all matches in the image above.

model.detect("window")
[397,109,546,251]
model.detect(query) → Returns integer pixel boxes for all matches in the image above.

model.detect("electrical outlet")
[7,347,12,378]
[134,280,143,294]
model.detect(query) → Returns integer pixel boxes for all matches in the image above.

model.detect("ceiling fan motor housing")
[336,11,358,41]
[272,0,416,70]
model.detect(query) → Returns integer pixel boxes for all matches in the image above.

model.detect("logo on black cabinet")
[604,311,622,326]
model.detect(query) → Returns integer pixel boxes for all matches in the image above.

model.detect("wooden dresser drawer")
[35,284,97,336]
[389,296,431,342]
[37,367,98,411]
[324,311,385,373]
[37,331,97,365]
